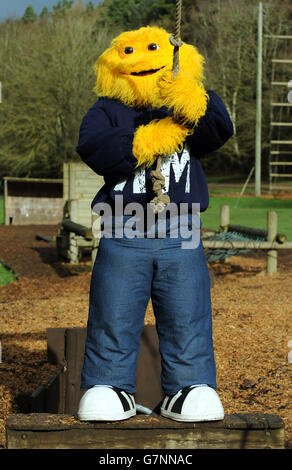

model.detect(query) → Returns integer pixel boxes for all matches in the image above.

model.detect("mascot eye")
[148,43,159,51]
[124,47,135,54]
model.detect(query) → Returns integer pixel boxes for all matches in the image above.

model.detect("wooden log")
[276,233,287,244]
[225,220,286,243]
[228,224,268,239]
[62,219,92,240]
[6,412,285,449]
[36,234,53,243]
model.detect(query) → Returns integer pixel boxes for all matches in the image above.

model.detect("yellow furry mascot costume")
[95,26,208,167]
[76,25,233,423]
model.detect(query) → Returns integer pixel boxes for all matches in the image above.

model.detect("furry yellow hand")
[158,70,208,126]
[133,116,191,167]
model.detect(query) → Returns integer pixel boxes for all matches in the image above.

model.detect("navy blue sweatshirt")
[76,91,233,213]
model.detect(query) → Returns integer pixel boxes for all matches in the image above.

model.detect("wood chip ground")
[0,222,291,449]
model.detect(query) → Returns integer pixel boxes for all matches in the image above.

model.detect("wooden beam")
[62,219,93,239]
[3,177,62,184]
[64,328,87,415]
[203,240,292,249]
[270,151,292,154]
[272,59,292,63]
[270,122,292,126]
[269,184,292,190]
[271,82,290,86]
[270,173,292,177]
[271,140,292,144]
[6,413,285,449]
[271,102,292,107]
[265,35,292,39]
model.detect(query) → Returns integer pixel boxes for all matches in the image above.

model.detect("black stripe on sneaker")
[112,387,133,412]
[163,394,176,411]
[112,387,131,411]
[128,393,135,409]
[170,386,193,414]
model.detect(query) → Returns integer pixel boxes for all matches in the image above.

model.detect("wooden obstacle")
[202,205,292,273]
[6,326,285,449]
[56,162,104,264]
[16,327,164,416]
[6,412,284,449]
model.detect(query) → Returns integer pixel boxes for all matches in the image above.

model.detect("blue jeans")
[81,216,216,395]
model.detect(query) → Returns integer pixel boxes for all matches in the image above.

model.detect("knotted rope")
[170,0,183,80]
[150,0,183,214]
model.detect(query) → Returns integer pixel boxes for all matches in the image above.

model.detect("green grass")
[0,262,16,286]
[201,195,292,240]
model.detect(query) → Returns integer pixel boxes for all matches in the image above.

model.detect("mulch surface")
[0,223,291,449]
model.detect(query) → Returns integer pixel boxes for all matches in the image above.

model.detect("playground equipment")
[202,204,292,273]
[255,2,292,195]
[56,162,104,264]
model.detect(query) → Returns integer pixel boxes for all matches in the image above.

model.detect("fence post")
[220,205,230,232]
[267,211,278,274]
[219,205,230,263]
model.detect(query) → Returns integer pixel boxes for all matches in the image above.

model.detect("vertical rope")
[150,0,183,214]
[171,0,183,80]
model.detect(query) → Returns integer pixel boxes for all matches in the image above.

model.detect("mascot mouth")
[130,66,165,77]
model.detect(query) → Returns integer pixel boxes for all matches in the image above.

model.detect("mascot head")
[94,26,205,108]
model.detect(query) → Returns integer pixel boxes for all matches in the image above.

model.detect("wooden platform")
[26,326,163,416]
[6,412,285,449]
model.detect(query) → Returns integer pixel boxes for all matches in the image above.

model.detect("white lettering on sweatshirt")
[113,147,190,194]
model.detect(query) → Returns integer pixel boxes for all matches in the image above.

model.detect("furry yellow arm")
[158,70,208,126]
[132,117,191,167]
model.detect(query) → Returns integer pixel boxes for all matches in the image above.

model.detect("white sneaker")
[77,385,136,421]
[160,385,224,422]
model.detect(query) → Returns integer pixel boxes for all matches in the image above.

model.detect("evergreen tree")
[40,7,50,19]
[22,4,38,23]
[52,0,74,17]
[86,1,95,13]
[99,0,174,29]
